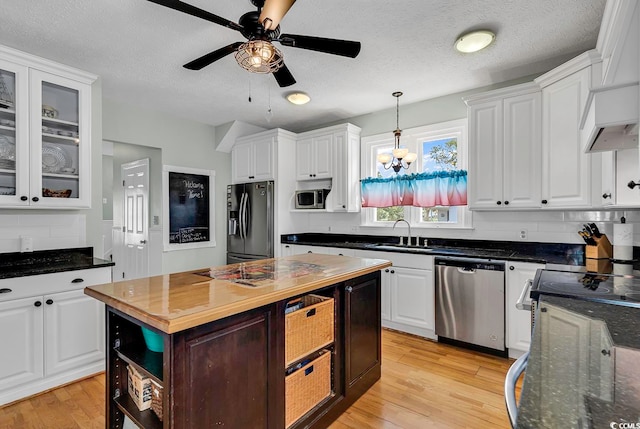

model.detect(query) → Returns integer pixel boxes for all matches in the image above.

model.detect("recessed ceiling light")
[454,30,496,53]
[286,92,311,105]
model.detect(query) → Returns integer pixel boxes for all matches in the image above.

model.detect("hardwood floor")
[0,329,519,428]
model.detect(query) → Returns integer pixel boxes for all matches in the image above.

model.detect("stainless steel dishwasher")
[435,257,506,355]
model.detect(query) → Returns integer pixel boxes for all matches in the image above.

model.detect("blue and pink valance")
[360,170,468,208]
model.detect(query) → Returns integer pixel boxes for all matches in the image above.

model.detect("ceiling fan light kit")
[235,40,284,73]
[147,0,361,88]
[286,92,310,105]
[454,30,496,53]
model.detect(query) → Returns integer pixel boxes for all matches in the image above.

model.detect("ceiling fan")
[147,0,362,87]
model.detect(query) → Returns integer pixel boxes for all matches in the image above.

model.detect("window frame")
[360,118,471,229]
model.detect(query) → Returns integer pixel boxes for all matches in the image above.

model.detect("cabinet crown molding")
[297,123,362,138]
[0,44,97,84]
[535,50,602,88]
[463,82,540,106]
[234,127,297,145]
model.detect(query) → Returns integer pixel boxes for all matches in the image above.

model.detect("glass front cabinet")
[0,47,95,208]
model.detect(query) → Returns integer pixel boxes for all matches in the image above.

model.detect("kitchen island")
[85,253,391,429]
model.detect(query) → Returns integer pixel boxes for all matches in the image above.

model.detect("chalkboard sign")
[163,165,215,251]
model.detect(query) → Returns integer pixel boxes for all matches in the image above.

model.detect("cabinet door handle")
[32,196,39,202]
[602,193,611,199]
[390,270,395,274]
[71,278,84,283]
[0,288,12,294]
[34,301,42,307]
[345,286,353,293]
[541,199,548,204]
[496,201,502,205]
[384,269,389,272]
[628,180,640,189]
[20,196,28,201]
[601,349,611,356]
[504,201,509,205]
[509,266,514,270]
[46,299,53,305]
[306,308,316,317]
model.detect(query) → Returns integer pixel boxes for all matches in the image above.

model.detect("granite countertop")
[84,253,391,334]
[517,295,640,428]
[0,247,114,279]
[281,233,588,266]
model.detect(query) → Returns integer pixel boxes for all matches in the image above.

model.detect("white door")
[0,297,44,391]
[390,266,434,331]
[118,158,149,280]
[44,289,105,376]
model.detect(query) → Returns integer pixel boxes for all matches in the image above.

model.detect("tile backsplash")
[0,214,86,253]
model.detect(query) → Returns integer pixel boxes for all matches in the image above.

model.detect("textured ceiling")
[0,0,606,133]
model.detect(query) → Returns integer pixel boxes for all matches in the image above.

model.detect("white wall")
[102,98,231,273]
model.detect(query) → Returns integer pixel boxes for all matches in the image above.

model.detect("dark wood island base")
[86,254,391,429]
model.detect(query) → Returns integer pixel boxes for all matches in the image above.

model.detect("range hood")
[581,81,639,153]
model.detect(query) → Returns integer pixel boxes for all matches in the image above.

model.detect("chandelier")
[234,40,284,74]
[377,91,417,173]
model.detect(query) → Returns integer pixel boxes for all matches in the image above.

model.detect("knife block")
[585,234,613,259]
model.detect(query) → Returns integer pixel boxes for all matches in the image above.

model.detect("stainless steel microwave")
[294,189,330,209]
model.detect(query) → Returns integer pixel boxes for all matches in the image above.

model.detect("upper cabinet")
[295,133,333,181]
[0,45,96,208]
[232,133,275,183]
[464,83,541,210]
[536,53,601,209]
[295,123,361,212]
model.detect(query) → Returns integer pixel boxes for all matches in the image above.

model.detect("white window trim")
[360,118,472,229]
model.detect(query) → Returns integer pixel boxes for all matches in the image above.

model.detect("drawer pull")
[71,278,84,283]
[0,288,12,294]
[306,308,316,317]
[304,365,314,376]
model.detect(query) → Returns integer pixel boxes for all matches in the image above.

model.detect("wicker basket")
[150,380,163,421]
[285,295,334,366]
[285,351,332,428]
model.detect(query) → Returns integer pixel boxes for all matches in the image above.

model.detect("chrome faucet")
[393,219,412,246]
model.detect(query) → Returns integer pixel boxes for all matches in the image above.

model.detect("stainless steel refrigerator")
[227,181,274,264]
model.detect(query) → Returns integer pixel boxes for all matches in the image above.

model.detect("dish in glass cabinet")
[0,135,15,161]
[42,143,71,173]
[0,186,15,195]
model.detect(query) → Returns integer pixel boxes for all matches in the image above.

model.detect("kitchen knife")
[583,224,594,237]
[579,231,596,245]
[588,223,602,238]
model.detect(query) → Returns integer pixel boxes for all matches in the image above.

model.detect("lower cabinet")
[0,267,111,406]
[505,261,544,357]
[106,272,382,429]
[356,250,435,339]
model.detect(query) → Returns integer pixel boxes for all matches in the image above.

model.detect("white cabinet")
[0,297,44,390]
[536,56,598,208]
[43,289,105,377]
[355,249,435,339]
[0,45,95,208]
[465,84,541,209]
[0,267,111,406]
[294,123,361,212]
[505,261,544,357]
[295,134,333,181]
[232,134,275,183]
[327,124,361,212]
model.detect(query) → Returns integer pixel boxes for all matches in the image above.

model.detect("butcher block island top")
[84,253,391,334]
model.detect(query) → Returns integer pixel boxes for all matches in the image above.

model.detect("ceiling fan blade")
[273,64,296,87]
[259,0,296,31]
[183,42,244,70]
[147,0,243,32]
[278,34,361,58]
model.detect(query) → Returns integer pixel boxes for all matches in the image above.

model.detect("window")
[361,118,470,228]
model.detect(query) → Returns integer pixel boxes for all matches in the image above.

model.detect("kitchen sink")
[370,244,464,255]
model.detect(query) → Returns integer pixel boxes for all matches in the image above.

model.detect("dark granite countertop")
[0,247,114,279]
[517,296,640,428]
[281,233,587,266]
